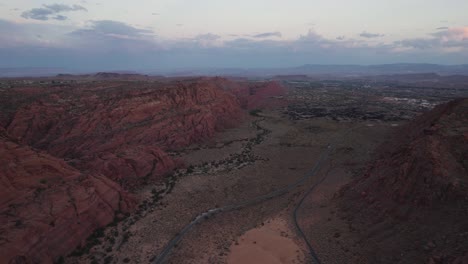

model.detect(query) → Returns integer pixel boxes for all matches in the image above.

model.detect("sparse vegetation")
[249,109,262,116]
[186,165,194,174]
[69,227,105,256]
[54,256,64,264]
[103,256,113,264]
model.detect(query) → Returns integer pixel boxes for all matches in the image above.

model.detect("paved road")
[151,126,354,264]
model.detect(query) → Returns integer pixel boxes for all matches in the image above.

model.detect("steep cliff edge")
[339,99,468,263]
[0,129,135,263]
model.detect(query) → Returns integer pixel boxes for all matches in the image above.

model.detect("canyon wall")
[5,78,245,187]
[0,77,284,263]
[0,129,135,263]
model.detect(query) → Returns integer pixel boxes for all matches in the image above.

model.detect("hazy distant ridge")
[2,63,468,78]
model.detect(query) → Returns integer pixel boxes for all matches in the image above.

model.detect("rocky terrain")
[4,78,246,187]
[338,99,468,263]
[0,128,135,263]
[0,77,286,263]
[0,74,466,264]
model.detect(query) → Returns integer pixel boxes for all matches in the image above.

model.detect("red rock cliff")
[0,77,284,263]
[5,78,243,187]
[228,80,286,109]
[0,129,135,263]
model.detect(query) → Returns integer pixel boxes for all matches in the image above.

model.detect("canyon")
[0,76,285,263]
[0,74,466,264]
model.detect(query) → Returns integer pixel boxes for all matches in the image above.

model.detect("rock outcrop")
[0,129,135,263]
[339,99,468,263]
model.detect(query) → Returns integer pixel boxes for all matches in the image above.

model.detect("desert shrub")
[186,165,194,174]
[249,109,262,116]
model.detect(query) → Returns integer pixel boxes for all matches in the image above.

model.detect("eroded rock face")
[229,80,286,109]
[5,78,244,187]
[0,129,135,263]
[340,99,468,263]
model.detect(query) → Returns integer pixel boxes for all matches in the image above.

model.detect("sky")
[1,0,468,71]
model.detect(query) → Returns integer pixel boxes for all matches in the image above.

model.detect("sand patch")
[227,217,304,264]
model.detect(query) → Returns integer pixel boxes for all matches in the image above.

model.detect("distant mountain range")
[2,63,468,78]
[0,67,70,78]
[153,63,468,77]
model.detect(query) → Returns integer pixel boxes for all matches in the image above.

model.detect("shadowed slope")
[340,99,468,263]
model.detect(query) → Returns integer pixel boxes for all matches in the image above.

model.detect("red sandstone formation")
[340,99,468,263]
[229,80,287,109]
[5,78,244,187]
[0,77,285,263]
[0,129,135,263]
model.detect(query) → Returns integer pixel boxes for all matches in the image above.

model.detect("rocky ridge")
[339,99,468,263]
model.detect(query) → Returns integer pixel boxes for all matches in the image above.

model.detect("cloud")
[67,20,158,53]
[431,27,468,41]
[71,20,154,39]
[44,4,87,12]
[54,15,68,21]
[395,38,438,49]
[360,31,384,38]
[195,33,220,41]
[0,19,72,48]
[21,8,55,21]
[394,27,468,51]
[187,33,222,47]
[1,19,468,70]
[436,27,449,30]
[252,31,282,38]
[21,4,87,21]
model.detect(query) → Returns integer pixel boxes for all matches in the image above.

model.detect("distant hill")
[2,64,468,78]
[0,67,70,78]
[289,63,468,76]
[153,64,468,77]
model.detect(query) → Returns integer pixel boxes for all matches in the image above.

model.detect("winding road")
[151,121,356,264]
